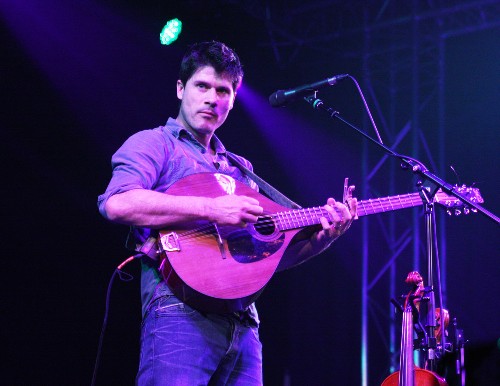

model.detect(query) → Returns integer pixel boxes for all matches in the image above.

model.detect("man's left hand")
[315,194,358,247]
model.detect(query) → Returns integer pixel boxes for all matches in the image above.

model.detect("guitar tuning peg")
[471,208,478,213]
[446,209,452,216]
[454,209,462,216]
[463,207,470,215]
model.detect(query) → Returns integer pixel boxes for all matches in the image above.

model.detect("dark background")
[2,1,499,385]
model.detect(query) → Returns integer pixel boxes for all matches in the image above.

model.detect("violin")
[381,271,448,386]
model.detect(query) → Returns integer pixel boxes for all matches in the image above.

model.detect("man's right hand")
[207,195,263,227]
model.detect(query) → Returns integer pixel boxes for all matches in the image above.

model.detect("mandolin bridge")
[159,232,181,252]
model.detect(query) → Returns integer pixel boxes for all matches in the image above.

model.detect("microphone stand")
[303,95,499,225]
[303,94,499,375]
[419,187,439,372]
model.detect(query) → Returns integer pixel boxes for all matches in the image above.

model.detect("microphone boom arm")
[303,94,499,225]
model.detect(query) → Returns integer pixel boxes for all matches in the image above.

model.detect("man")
[98,41,357,385]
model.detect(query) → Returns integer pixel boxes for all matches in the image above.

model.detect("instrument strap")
[227,152,302,209]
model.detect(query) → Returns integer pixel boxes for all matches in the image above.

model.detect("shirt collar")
[165,117,227,155]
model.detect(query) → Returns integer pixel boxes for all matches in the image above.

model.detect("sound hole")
[254,215,276,236]
[227,229,284,264]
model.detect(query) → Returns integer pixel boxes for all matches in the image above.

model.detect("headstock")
[434,185,484,216]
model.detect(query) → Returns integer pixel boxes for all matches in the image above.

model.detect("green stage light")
[160,18,182,45]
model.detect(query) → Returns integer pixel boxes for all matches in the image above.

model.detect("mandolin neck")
[272,193,424,231]
[356,192,423,217]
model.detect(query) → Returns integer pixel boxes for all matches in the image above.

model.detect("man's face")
[176,66,236,140]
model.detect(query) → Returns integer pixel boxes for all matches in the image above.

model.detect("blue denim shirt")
[98,118,259,321]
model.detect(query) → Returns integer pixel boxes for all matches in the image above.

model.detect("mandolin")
[158,172,483,313]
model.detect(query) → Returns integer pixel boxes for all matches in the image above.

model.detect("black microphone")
[269,74,348,107]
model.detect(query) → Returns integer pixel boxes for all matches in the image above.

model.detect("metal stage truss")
[228,0,500,384]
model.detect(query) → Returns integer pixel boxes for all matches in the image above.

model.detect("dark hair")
[179,41,243,91]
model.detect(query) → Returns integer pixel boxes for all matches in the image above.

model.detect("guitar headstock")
[434,185,484,216]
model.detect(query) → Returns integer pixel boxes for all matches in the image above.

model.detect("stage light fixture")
[160,18,182,45]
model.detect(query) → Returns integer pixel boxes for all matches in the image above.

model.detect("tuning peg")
[471,207,478,213]
[446,209,452,216]
[454,209,462,216]
[463,207,470,215]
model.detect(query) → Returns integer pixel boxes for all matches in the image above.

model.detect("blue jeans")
[136,286,263,386]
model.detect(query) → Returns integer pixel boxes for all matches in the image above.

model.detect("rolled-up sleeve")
[97,130,166,218]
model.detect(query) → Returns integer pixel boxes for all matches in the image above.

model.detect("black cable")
[91,254,141,386]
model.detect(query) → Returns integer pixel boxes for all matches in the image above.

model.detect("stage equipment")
[270,74,498,385]
[160,18,182,45]
[268,74,348,107]
[381,271,448,386]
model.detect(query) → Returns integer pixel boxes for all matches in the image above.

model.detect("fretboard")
[357,192,423,217]
[272,193,424,231]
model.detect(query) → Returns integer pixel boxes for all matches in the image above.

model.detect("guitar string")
[168,194,425,244]
[357,193,421,215]
[172,214,293,244]
[173,207,332,244]
[179,201,374,241]
[172,216,275,243]
[175,215,280,243]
